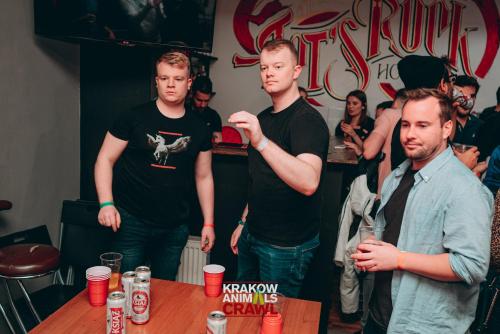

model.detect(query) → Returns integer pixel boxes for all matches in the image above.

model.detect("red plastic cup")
[86,266,111,306]
[203,264,225,297]
[87,277,110,306]
[260,312,283,334]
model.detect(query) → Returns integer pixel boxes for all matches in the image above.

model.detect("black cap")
[397,55,447,89]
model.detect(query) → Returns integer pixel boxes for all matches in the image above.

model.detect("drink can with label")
[107,291,126,334]
[206,311,227,334]
[135,266,151,280]
[121,271,136,318]
[131,277,150,324]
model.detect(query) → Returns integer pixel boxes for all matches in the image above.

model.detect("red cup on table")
[260,312,283,334]
[203,264,225,297]
[86,266,111,306]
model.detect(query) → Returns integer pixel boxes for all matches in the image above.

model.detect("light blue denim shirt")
[372,147,493,334]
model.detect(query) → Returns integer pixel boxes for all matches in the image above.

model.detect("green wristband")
[99,201,115,209]
[238,219,245,226]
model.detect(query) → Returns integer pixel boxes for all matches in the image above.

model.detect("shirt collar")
[393,146,453,183]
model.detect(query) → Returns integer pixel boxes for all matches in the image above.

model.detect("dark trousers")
[363,316,387,334]
[236,226,319,298]
[112,207,189,280]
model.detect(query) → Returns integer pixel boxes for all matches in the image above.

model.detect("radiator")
[176,235,208,285]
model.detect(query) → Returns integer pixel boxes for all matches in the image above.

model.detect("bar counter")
[212,136,358,165]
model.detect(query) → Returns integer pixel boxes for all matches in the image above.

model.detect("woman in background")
[335,90,374,156]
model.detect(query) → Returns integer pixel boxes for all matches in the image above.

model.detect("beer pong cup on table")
[100,252,123,291]
[203,264,225,297]
[260,312,283,334]
[86,266,111,306]
[269,293,286,318]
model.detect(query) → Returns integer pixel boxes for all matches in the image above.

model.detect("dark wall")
[80,43,154,200]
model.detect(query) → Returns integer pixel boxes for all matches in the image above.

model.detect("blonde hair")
[155,51,190,75]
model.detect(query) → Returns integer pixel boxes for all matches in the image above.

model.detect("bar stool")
[0,243,60,333]
[0,200,16,334]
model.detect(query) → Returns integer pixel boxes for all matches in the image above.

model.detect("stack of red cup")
[203,264,225,297]
[260,312,283,334]
[86,266,111,306]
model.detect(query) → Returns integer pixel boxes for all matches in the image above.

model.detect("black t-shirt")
[334,116,375,140]
[370,167,416,330]
[193,106,222,135]
[453,115,483,146]
[109,101,212,227]
[246,98,330,246]
[479,106,498,121]
[477,112,500,161]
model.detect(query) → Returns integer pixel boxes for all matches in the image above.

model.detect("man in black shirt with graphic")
[228,39,329,297]
[94,51,215,279]
[189,76,222,143]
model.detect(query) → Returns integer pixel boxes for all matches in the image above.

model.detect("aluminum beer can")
[206,311,227,334]
[121,271,136,318]
[131,277,150,324]
[135,266,151,280]
[107,291,126,334]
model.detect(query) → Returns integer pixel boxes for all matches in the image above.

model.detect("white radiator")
[176,235,208,285]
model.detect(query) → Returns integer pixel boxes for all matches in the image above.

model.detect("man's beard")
[403,143,440,162]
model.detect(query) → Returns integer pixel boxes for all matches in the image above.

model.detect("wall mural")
[230,0,499,107]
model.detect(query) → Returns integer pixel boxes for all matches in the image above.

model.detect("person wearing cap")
[390,57,485,173]
[387,55,455,171]
[353,88,493,333]
[189,76,223,143]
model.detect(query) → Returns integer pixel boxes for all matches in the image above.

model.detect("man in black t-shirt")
[94,52,215,280]
[453,75,483,145]
[188,76,222,143]
[228,39,329,297]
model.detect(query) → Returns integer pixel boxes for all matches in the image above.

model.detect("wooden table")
[30,279,320,334]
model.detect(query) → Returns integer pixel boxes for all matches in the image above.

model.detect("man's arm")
[230,203,248,255]
[363,112,395,159]
[212,131,222,144]
[352,241,461,281]
[195,150,215,252]
[260,142,322,196]
[353,186,493,284]
[228,111,323,196]
[95,132,128,231]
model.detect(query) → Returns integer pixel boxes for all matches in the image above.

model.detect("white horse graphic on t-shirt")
[146,134,191,164]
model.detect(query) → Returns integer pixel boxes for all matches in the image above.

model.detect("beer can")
[135,266,151,280]
[107,291,126,334]
[131,277,150,325]
[207,311,227,334]
[121,271,136,318]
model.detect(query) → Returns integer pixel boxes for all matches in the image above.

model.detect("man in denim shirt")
[353,89,493,333]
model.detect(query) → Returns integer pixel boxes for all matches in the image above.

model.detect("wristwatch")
[237,219,245,226]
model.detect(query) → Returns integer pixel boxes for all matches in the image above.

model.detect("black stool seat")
[0,244,59,277]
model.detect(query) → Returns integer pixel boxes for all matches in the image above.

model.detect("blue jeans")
[112,207,189,280]
[236,226,319,297]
